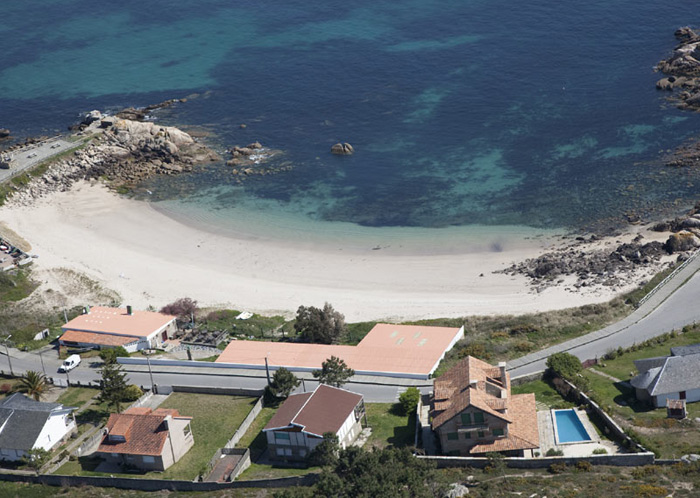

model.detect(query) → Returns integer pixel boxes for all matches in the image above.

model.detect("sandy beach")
[0,181,667,322]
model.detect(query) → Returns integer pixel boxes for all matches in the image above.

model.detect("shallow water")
[2,0,700,240]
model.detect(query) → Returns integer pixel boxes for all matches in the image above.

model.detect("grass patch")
[511,379,574,409]
[235,406,277,459]
[0,268,37,302]
[56,387,98,410]
[200,309,289,340]
[238,462,319,481]
[365,402,415,449]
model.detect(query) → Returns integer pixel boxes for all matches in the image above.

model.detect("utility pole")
[146,356,156,393]
[38,350,46,376]
[264,355,271,386]
[3,335,13,377]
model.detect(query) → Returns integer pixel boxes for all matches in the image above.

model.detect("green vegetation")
[98,346,129,364]
[624,264,676,307]
[547,352,583,380]
[0,268,37,302]
[511,379,574,410]
[97,362,129,413]
[295,303,347,344]
[267,367,301,399]
[312,356,354,388]
[200,308,289,339]
[16,370,49,401]
[235,406,277,458]
[56,387,99,410]
[432,296,632,376]
[398,387,421,415]
[364,402,415,449]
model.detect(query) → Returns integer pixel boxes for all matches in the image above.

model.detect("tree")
[309,432,340,467]
[313,356,354,388]
[22,448,49,475]
[398,387,421,415]
[99,346,129,364]
[315,447,445,497]
[546,352,582,381]
[18,370,48,401]
[160,297,198,322]
[268,367,301,399]
[99,361,129,412]
[294,303,347,344]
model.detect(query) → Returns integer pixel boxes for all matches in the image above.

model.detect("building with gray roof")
[630,351,700,408]
[0,393,76,461]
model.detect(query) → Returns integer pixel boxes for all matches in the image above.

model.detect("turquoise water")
[554,409,592,444]
[2,1,700,234]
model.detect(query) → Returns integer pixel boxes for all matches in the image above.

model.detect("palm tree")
[18,370,48,401]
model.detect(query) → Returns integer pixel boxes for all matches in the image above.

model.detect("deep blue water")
[554,409,592,443]
[2,0,700,230]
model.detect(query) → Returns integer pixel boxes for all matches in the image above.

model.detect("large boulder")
[664,231,700,253]
[0,128,10,138]
[331,142,354,155]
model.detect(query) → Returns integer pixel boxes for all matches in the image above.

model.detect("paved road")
[0,137,79,183]
[0,348,427,403]
[507,252,700,378]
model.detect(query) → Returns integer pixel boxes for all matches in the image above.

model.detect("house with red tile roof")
[263,384,365,462]
[431,356,539,457]
[96,406,193,471]
[59,306,177,352]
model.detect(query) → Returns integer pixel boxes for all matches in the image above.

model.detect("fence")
[0,472,319,491]
[169,385,264,397]
[636,250,699,308]
[418,452,655,469]
[224,397,264,449]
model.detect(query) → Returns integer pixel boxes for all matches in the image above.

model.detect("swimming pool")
[553,409,592,444]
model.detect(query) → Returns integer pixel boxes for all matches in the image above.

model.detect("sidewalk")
[507,251,700,375]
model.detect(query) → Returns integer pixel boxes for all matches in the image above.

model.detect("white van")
[58,354,81,373]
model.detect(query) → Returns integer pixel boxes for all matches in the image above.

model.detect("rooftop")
[632,352,700,396]
[0,394,73,451]
[216,323,463,377]
[97,406,190,457]
[264,384,363,438]
[62,306,176,338]
[59,329,140,347]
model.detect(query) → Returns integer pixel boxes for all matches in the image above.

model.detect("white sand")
[0,182,648,321]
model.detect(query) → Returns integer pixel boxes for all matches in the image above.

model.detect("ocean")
[2,0,700,245]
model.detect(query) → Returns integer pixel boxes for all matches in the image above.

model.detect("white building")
[263,384,365,462]
[59,305,177,352]
[0,393,76,461]
[631,349,700,408]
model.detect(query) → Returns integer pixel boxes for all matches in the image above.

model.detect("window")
[473,412,485,424]
[460,413,471,425]
[276,448,285,456]
[492,428,504,437]
[285,448,292,456]
[275,432,291,441]
[447,432,458,441]
[142,455,155,464]
[184,424,192,437]
[477,431,485,438]
[680,391,687,400]
[463,432,471,439]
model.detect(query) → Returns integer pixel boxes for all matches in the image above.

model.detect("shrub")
[122,384,143,402]
[546,352,582,381]
[0,384,12,394]
[99,346,129,364]
[548,463,567,474]
[633,484,667,497]
[576,461,592,472]
[398,387,421,415]
[592,448,608,455]
[546,448,564,456]
[160,297,198,322]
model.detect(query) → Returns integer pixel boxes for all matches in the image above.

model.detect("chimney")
[469,380,478,389]
[127,305,133,316]
[498,362,507,386]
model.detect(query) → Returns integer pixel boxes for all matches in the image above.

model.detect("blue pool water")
[554,409,592,444]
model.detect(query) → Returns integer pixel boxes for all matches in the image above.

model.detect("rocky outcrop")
[0,129,10,139]
[656,27,700,111]
[115,98,187,122]
[331,142,354,155]
[664,230,700,253]
[501,240,668,290]
[8,117,218,206]
[225,142,291,182]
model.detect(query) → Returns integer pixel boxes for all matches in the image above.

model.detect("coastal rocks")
[656,27,700,112]
[115,98,187,122]
[664,231,700,254]
[331,142,354,155]
[82,110,103,125]
[501,240,667,290]
[0,129,10,139]
[225,142,289,181]
[7,117,219,206]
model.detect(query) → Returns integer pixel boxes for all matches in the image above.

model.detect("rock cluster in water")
[226,142,290,181]
[331,142,354,155]
[8,113,218,206]
[656,27,700,112]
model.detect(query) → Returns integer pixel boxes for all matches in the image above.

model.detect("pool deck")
[537,408,620,457]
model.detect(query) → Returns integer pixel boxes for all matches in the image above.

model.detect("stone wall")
[418,452,655,469]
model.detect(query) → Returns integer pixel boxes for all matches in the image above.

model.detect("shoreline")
[0,180,674,322]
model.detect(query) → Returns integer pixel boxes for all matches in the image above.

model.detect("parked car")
[58,354,81,373]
